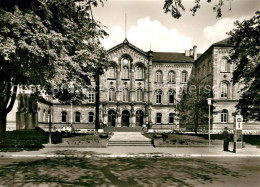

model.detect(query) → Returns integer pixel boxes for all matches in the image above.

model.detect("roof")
[152,52,201,63]
[212,38,231,47]
[107,38,147,57]
[195,38,232,63]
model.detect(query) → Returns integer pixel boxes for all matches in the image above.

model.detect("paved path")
[1,143,260,158]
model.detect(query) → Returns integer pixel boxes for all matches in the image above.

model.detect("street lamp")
[207,98,212,146]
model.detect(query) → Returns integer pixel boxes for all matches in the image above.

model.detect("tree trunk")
[95,75,100,132]
[0,110,7,142]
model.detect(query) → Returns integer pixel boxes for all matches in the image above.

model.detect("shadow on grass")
[0,157,241,186]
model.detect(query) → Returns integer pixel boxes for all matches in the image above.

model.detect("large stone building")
[9,38,260,133]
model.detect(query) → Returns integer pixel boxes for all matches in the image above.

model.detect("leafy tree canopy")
[0,0,109,133]
[163,0,231,19]
[227,11,260,121]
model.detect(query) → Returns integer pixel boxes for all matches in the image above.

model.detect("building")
[8,38,260,133]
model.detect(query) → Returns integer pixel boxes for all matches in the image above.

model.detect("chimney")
[193,45,197,60]
[190,49,193,56]
[185,50,190,56]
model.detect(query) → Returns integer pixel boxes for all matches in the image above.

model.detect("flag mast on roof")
[125,13,127,39]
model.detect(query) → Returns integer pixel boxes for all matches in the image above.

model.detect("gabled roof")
[107,38,148,57]
[195,38,232,63]
[153,52,201,63]
[212,38,231,47]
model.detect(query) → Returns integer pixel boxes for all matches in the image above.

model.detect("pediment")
[108,39,148,63]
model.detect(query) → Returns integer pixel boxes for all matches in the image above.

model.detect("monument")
[16,94,38,130]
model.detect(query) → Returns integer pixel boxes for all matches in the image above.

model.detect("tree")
[177,78,213,134]
[227,11,260,121]
[0,0,108,139]
[163,0,232,19]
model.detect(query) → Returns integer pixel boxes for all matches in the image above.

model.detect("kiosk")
[233,115,243,153]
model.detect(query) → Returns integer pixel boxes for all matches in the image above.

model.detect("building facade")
[9,38,259,133]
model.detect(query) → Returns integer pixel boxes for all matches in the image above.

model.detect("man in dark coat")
[223,127,230,151]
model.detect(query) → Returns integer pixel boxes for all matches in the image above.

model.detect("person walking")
[223,127,230,151]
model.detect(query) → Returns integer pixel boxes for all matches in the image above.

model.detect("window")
[156,113,162,124]
[89,112,94,123]
[109,88,116,101]
[169,90,175,104]
[137,89,143,102]
[221,58,230,72]
[61,111,67,123]
[136,66,143,79]
[108,67,116,79]
[43,109,46,122]
[122,66,129,79]
[168,71,175,83]
[89,91,95,103]
[122,88,129,102]
[156,90,162,104]
[221,110,228,123]
[75,112,81,123]
[156,71,163,83]
[182,71,187,83]
[169,113,174,124]
[220,82,228,98]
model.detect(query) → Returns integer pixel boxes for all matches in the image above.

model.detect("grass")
[197,134,260,146]
[0,157,241,186]
[0,130,64,152]
[145,133,260,146]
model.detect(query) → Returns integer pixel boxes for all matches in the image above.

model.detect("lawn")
[144,133,260,147]
[0,130,111,152]
[144,133,214,147]
[0,157,243,187]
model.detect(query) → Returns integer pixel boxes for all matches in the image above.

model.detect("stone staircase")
[104,126,142,132]
[108,132,153,146]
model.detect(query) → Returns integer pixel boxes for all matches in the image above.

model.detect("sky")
[93,0,259,53]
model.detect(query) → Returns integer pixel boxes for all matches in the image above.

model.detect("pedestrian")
[223,127,230,151]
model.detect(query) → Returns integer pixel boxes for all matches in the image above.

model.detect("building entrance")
[108,110,116,127]
[136,110,144,126]
[122,110,130,127]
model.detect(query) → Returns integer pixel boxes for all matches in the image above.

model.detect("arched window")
[122,88,129,102]
[168,71,175,83]
[108,66,116,79]
[122,66,129,79]
[221,110,228,123]
[169,113,174,124]
[61,111,67,123]
[75,112,81,123]
[89,91,95,103]
[156,71,163,83]
[156,90,162,104]
[136,66,143,79]
[220,82,228,98]
[109,88,116,101]
[156,113,162,124]
[182,71,187,83]
[169,90,175,104]
[136,89,143,102]
[89,112,94,123]
[221,58,230,72]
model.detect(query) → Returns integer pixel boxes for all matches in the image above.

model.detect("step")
[104,127,142,132]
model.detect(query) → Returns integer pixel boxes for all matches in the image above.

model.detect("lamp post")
[48,108,52,144]
[207,98,212,146]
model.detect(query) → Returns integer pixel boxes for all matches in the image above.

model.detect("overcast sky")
[93,0,259,53]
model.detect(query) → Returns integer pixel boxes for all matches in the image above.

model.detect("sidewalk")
[1,144,260,158]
